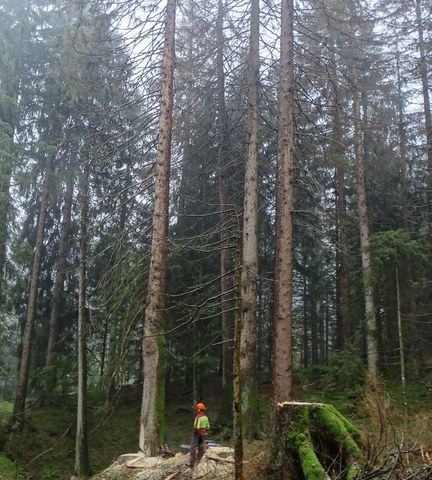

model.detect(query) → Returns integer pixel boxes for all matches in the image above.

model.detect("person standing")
[189,402,210,470]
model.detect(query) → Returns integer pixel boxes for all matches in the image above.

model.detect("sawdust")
[90,446,235,480]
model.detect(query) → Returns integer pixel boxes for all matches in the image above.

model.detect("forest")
[1,0,432,478]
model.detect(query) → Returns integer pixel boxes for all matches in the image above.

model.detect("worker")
[189,402,210,470]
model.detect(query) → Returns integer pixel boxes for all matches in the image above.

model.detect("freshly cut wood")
[271,402,363,480]
[117,453,143,465]
[206,454,235,464]
[207,446,234,456]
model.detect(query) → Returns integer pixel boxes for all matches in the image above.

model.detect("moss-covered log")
[270,402,364,480]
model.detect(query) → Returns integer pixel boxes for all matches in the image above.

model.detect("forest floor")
[1,374,432,479]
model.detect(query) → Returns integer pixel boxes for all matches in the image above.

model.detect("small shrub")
[324,347,365,391]
[0,453,25,480]
[0,401,13,414]
[42,466,60,480]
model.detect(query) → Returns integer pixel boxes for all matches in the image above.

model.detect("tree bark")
[414,0,432,242]
[233,241,244,480]
[331,88,351,350]
[139,0,176,456]
[12,163,51,427]
[414,0,432,359]
[240,0,260,441]
[216,0,233,389]
[270,402,363,480]
[43,162,74,402]
[273,0,295,403]
[0,4,23,305]
[74,158,91,478]
[352,69,378,378]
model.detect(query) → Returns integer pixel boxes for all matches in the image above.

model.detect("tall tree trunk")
[0,128,12,307]
[395,48,420,362]
[216,0,233,388]
[176,8,193,237]
[12,163,51,427]
[233,240,244,480]
[302,265,309,368]
[74,158,91,478]
[240,0,260,441]
[43,163,74,402]
[414,0,432,242]
[310,293,318,365]
[273,0,295,403]
[414,0,432,359]
[396,49,409,232]
[332,92,351,349]
[139,0,176,456]
[352,69,378,379]
[395,264,407,417]
[0,4,23,304]
[319,303,326,364]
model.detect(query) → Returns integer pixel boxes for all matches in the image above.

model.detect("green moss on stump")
[313,404,362,460]
[291,433,330,480]
[272,402,363,480]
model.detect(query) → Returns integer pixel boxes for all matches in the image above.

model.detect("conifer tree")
[273,0,295,402]
[240,0,260,440]
[139,0,176,456]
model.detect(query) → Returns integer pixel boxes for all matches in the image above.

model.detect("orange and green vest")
[194,412,210,434]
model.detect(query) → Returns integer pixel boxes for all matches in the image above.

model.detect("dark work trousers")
[189,432,205,467]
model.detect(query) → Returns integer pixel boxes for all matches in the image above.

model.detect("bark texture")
[332,91,351,349]
[12,165,51,425]
[415,0,432,241]
[74,159,91,477]
[352,70,378,378]
[240,0,260,441]
[216,0,233,388]
[44,167,74,401]
[273,0,295,403]
[139,0,176,456]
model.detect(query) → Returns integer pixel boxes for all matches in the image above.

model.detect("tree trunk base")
[270,402,363,480]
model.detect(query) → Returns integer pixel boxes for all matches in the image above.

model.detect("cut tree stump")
[271,402,364,480]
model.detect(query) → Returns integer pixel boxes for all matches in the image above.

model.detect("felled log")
[271,402,363,480]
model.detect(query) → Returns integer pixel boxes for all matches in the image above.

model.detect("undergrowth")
[1,375,432,479]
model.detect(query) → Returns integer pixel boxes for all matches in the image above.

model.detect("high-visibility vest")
[194,412,210,430]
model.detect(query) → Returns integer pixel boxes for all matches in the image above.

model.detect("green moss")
[346,463,360,480]
[292,434,328,480]
[326,405,362,443]
[286,410,329,480]
[313,405,362,461]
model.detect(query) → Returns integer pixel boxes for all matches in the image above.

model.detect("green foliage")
[0,400,13,414]
[0,453,25,480]
[4,395,139,479]
[42,467,59,480]
[325,348,366,391]
[368,229,427,285]
[297,349,365,401]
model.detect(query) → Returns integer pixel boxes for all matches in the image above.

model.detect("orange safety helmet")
[195,402,206,411]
